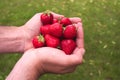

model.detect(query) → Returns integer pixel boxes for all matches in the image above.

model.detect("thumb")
[66,48,85,66]
[73,48,85,56]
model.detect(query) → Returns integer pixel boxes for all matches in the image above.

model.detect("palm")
[35,21,84,74]
[24,13,42,38]
[23,12,84,53]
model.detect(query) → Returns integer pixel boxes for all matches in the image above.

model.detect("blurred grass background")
[0,0,120,80]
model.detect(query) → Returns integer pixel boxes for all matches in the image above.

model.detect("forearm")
[0,26,25,53]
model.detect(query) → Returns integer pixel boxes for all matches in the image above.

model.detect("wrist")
[6,49,44,80]
[23,49,45,75]
[19,26,33,52]
[23,49,45,78]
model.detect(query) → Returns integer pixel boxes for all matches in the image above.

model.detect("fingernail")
[81,48,85,56]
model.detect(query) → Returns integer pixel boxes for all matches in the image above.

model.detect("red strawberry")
[53,19,58,23]
[45,34,60,48]
[60,17,72,26]
[49,23,63,38]
[40,24,50,36]
[61,39,76,55]
[63,25,77,39]
[41,12,53,25]
[32,35,45,48]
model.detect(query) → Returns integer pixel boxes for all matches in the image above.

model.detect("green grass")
[0,0,120,80]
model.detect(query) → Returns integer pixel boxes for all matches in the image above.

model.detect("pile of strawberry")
[32,12,77,55]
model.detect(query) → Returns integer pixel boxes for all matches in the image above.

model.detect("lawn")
[0,0,120,80]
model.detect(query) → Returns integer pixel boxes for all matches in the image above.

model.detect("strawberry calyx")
[44,10,51,16]
[38,35,45,42]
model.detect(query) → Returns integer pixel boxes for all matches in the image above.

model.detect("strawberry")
[63,25,77,39]
[61,39,76,55]
[40,24,50,36]
[60,17,72,26]
[49,23,63,38]
[41,12,53,25]
[45,34,60,48]
[53,19,58,23]
[32,35,45,48]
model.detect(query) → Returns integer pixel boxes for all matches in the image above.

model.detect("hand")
[6,17,85,79]
[21,12,64,51]
[32,20,85,74]
[24,18,84,74]
[21,11,82,51]
[24,47,85,75]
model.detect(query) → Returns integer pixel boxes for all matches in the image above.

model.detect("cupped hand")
[21,12,64,51]
[24,47,84,75]
[23,17,85,75]
[37,20,85,74]
[21,11,85,74]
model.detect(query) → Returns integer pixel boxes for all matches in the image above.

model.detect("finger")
[50,12,64,19]
[71,48,85,65]
[74,22,84,48]
[72,48,85,65]
[69,17,82,23]
[61,66,76,74]
[65,48,85,66]
[73,47,85,56]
